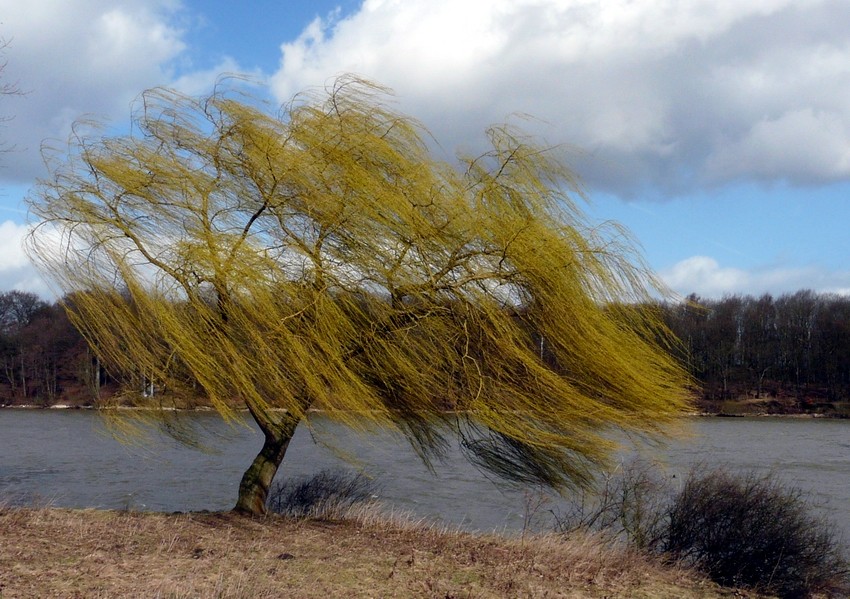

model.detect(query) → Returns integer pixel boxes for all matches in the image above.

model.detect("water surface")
[1,410,848,535]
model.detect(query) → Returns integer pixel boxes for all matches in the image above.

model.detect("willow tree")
[26,77,690,515]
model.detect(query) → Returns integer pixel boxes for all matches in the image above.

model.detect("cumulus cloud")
[1,0,846,299]
[170,57,264,97]
[0,219,50,296]
[0,0,187,184]
[661,255,850,298]
[270,0,850,196]
[705,108,850,183]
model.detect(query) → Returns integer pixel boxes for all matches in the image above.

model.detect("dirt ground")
[0,506,767,598]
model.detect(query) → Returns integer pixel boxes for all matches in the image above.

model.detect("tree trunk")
[233,410,301,515]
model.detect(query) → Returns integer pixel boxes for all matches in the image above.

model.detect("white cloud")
[661,255,850,298]
[0,220,30,270]
[0,219,50,296]
[270,0,850,196]
[170,58,264,97]
[0,0,187,183]
[4,0,849,198]
[706,108,850,183]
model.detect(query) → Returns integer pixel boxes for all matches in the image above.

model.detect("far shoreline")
[2,402,849,419]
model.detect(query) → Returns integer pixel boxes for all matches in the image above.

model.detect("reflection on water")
[1,410,849,536]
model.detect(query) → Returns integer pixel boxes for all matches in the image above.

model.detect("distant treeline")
[0,291,97,405]
[660,290,850,408]
[2,289,849,409]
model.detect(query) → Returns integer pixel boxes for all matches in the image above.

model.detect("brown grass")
[0,505,762,598]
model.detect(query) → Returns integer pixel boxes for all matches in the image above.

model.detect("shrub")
[266,469,378,518]
[662,469,848,598]
[553,459,670,550]
[556,464,848,598]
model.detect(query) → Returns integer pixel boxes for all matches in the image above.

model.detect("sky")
[0,0,849,300]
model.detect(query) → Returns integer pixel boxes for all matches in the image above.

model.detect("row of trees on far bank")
[0,290,99,405]
[3,288,850,408]
[661,290,850,405]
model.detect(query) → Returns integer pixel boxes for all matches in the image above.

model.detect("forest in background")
[661,290,850,414]
[1,289,849,415]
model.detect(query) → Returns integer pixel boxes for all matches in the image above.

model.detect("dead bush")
[663,469,848,598]
[266,469,378,518]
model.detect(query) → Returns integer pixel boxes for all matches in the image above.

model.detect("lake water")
[1,410,849,536]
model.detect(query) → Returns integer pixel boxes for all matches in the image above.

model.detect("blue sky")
[0,0,849,299]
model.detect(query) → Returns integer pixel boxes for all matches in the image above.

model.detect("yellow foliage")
[27,76,691,492]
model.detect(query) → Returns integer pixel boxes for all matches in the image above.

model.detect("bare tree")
[0,36,22,155]
[27,77,690,515]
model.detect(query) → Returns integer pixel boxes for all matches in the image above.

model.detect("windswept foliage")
[27,76,690,514]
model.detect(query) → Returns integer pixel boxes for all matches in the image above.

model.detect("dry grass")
[0,505,762,598]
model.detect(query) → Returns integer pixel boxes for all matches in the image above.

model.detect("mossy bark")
[233,411,301,516]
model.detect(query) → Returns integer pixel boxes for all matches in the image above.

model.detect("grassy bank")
[0,506,759,598]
